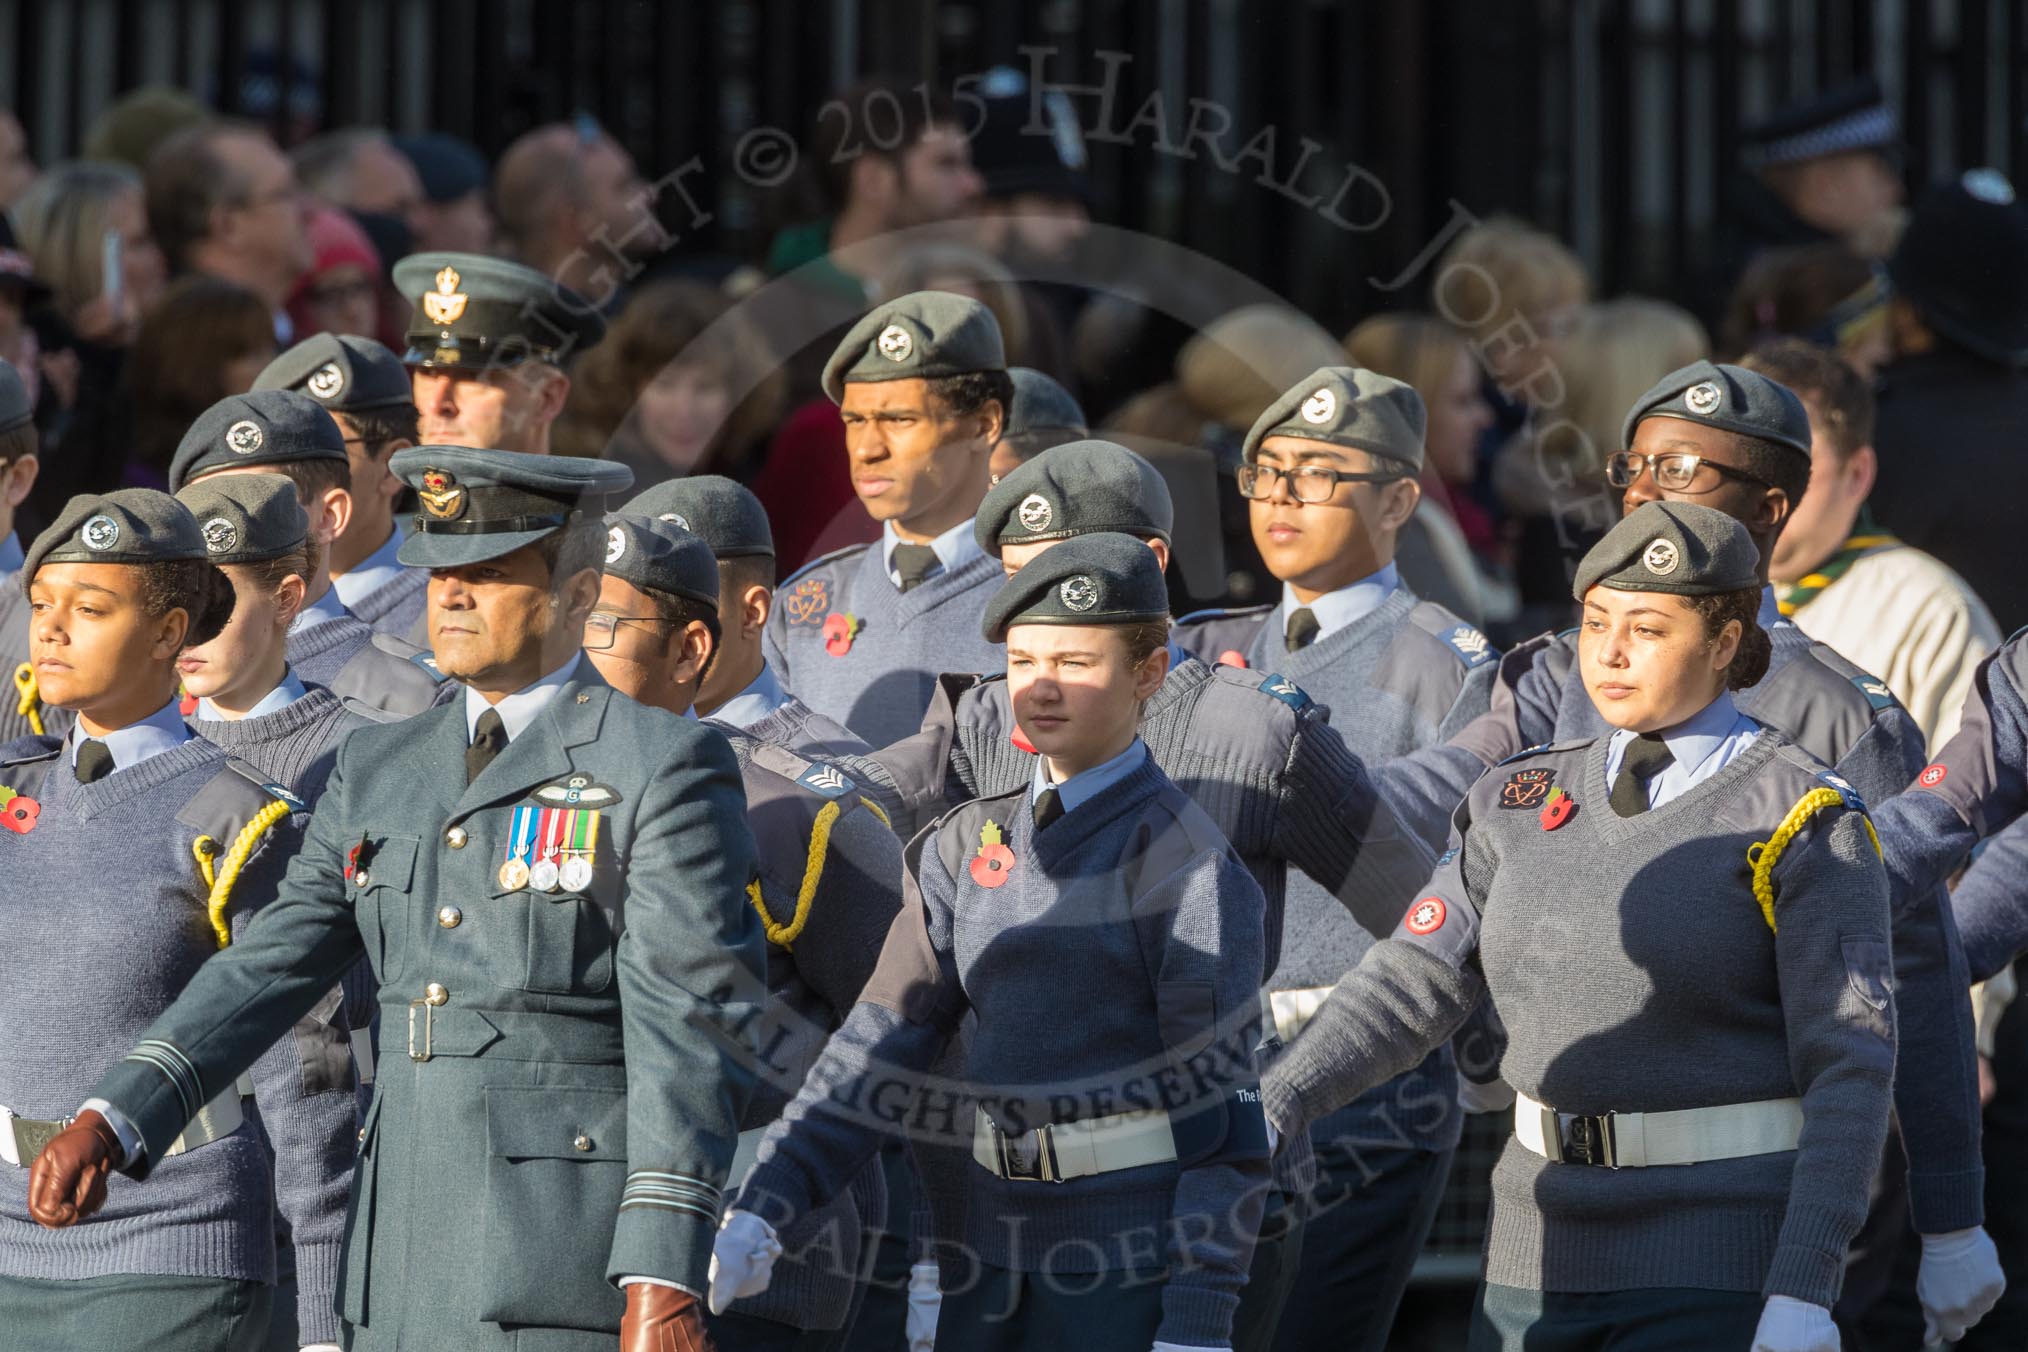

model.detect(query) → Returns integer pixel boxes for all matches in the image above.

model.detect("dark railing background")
[4,0,2016,330]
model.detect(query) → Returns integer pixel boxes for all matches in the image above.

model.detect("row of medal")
[499,803,600,893]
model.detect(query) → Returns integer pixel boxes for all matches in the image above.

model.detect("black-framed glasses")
[1606,450,1774,493]
[1236,461,1404,503]
[583,611,674,650]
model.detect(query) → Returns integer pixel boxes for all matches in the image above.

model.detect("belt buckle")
[407,1000,434,1062]
[994,1123,1059,1183]
[10,1114,70,1168]
[1549,1110,1617,1168]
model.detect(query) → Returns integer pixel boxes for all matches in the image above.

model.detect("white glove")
[906,1260,941,1352]
[1751,1295,1840,1351]
[1919,1225,2006,1345]
[302,1346,343,1351]
[706,1209,781,1315]
[1457,1074,1516,1114]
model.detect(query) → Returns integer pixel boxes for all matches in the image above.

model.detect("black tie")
[74,739,114,784]
[1609,734,1675,817]
[892,544,940,594]
[466,709,508,785]
[1032,785,1064,832]
[1285,608,1321,653]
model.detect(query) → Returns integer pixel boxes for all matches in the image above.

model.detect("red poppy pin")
[1009,724,1037,754]
[0,785,40,834]
[969,819,1016,888]
[179,691,199,717]
[1538,786,1575,831]
[823,612,861,657]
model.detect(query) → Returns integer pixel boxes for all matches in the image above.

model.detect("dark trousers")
[1231,1190,1304,1352]
[1963,960,2028,1351]
[837,1145,913,1352]
[1271,1138,1457,1352]
[0,1271,272,1352]
[935,1262,1165,1352]
[1468,1283,1763,1351]
[712,1310,845,1352]
[1833,1127,1927,1351]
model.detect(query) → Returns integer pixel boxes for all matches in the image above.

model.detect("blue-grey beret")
[0,359,31,435]
[601,513,721,609]
[393,132,489,202]
[821,290,1006,403]
[621,475,775,559]
[254,332,416,414]
[1620,360,1812,461]
[1572,500,1762,601]
[169,390,348,492]
[390,445,634,569]
[975,439,1172,553]
[1004,367,1087,438]
[394,250,606,371]
[982,531,1169,642]
[175,473,310,565]
[1243,365,1426,472]
[23,488,207,593]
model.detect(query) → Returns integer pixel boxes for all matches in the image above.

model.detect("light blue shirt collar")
[880,517,984,588]
[464,653,583,744]
[710,662,791,731]
[1604,692,1761,810]
[331,529,409,611]
[1030,738,1149,816]
[0,531,21,576]
[1757,584,1784,632]
[195,668,308,723]
[290,585,352,635]
[68,696,192,772]
[1280,562,1400,643]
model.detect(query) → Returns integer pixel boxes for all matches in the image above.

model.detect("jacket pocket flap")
[486,1084,627,1160]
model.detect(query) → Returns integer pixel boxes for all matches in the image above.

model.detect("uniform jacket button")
[424,982,448,1006]
[446,826,469,849]
[437,906,462,929]
[573,1133,593,1152]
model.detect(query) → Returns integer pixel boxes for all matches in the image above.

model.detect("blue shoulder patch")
[1494,743,1551,767]
[797,762,856,799]
[1257,672,1312,712]
[409,650,447,681]
[1439,623,1496,668]
[1817,770,1866,812]
[1848,673,1898,710]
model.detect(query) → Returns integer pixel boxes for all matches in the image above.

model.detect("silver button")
[446,826,469,849]
[573,1134,593,1152]
[437,906,462,929]
[353,870,371,889]
[423,983,448,1006]
[357,1127,366,1144]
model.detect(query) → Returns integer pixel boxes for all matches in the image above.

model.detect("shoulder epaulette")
[0,734,61,768]
[177,758,299,950]
[1492,737,1591,767]
[931,786,1028,881]
[1847,671,1899,711]
[779,540,874,588]
[1405,604,1497,669]
[369,631,447,681]
[749,740,858,800]
[1206,661,1314,714]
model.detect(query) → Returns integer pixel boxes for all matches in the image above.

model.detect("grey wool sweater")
[287,613,448,718]
[1265,731,1896,1309]
[739,757,1271,1348]
[187,682,385,802]
[0,737,356,1344]
[342,567,428,641]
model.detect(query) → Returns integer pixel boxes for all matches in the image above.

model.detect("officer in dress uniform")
[394,251,607,458]
[169,390,447,719]
[30,449,770,1352]
[1,489,353,1352]
[253,333,429,641]
[1280,501,1900,1351]
[0,358,67,746]
[762,292,1014,747]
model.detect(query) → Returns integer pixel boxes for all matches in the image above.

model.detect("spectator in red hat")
[285,202,383,341]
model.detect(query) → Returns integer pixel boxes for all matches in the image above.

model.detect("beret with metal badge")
[620,475,775,559]
[175,472,311,566]
[1242,365,1427,472]
[391,445,634,569]
[1572,499,1762,601]
[975,439,1173,553]
[22,488,208,594]
[1619,359,1813,460]
[254,332,416,413]
[168,390,348,492]
[394,250,606,372]
[601,513,722,609]
[820,290,1006,403]
[982,530,1169,642]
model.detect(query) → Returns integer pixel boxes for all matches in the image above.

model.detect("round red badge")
[1405,896,1447,935]
[1216,650,1249,669]
[1919,764,1948,788]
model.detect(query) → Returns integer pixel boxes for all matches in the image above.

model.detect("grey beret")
[394,250,606,371]
[175,474,310,565]
[389,446,634,569]
[974,439,1173,553]
[0,359,32,435]
[1572,500,1762,601]
[169,390,348,492]
[254,332,416,413]
[620,475,775,559]
[1242,365,1426,472]
[23,489,207,594]
[821,290,1006,403]
[1004,367,1087,438]
[601,514,721,609]
[1620,360,1812,460]
[982,531,1169,642]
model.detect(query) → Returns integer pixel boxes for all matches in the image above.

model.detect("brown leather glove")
[28,1109,123,1228]
[620,1282,714,1352]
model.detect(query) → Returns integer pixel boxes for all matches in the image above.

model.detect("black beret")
[975,439,1172,554]
[254,332,416,413]
[392,132,489,202]
[1243,365,1426,472]
[0,359,31,434]
[601,513,721,609]
[620,475,775,559]
[394,250,606,371]
[982,531,1169,643]
[1572,500,1761,600]
[1619,360,1813,460]
[1005,367,1088,438]
[169,390,348,492]
[22,488,206,594]
[175,473,310,565]
[821,291,1006,403]
[391,446,634,569]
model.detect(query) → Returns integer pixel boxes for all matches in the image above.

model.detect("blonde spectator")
[1434,215,1590,391]
[9,160,167,346]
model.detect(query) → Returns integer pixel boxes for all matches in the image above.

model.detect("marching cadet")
[29,449,769,1352]
[253,333,427,640]
[168,389,447,718]
[394,250,607,458]
[1266,501,1896,1352]
[990,366,1088,481]
[0,490,355,1352]
[713,533,1273,1352]
[0,358,64,745]
[588,511,905,1352]
[1177,366,1498,1352]
[762,291,1013,746]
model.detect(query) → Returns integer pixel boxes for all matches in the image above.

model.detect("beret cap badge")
[81,515,120,551]
[418,468,467,520]
[605,526,626,564]
[201,518,239,554]
[876,324,913,362]
[1300,387,1336,424]
[1016,493,1054,532]
[225,420,265,454]
[659,511,690,530]
[423,265,469,326]
[1059,575,1099,611]
[1642,538,1681,576]
[1683,381,1722,415]
[306,362,345,400]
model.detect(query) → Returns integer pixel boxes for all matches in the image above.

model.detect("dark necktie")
[892,544,940,594]
[1032,785,1064,832]
[466,709,508,785]
[1609,734,1675,817]
[1285,607,1321,653]
[74,739,114,784]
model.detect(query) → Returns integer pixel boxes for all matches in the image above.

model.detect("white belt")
[1268,986,1331,1045]
[971,1106,1176,1183]
[1,1076,251,1168]
[1514,1091,1803,1168]
[353,1026,375,1087]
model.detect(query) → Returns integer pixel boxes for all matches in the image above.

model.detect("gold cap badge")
[422,265,469,326]
[418,468,467,520]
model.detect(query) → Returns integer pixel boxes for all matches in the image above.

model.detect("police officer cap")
[22,488,208,593]
[1741,75,1900,170]
[621,475,775,559]
[390,446,634,569]
[254,332,416,414]
[0,359,32,434]
[982,531,1169,642]
[821,290,1006,404]
[1572,501,1761,601]
[394,250,606,372]
[1619,359,1812,461]
[169,390,349,492]
[1888,170,2028,366]
[1005,367,1088,439]
[975,439,1173,554]
[392,132,489,203]
[601,513,721,609]
[1242,366,1426,473]
[175,473,310,566]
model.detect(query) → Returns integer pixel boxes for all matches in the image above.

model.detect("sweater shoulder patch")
[1207,662,1313,713]
[1406,601,1497,669]
[932,788,1027,879]
[176,757,300,841]
[749,740,858,799]
[1847,672,1899,711]
[369,631,446,681]
[779,541,873,589]
[0,734,61,768]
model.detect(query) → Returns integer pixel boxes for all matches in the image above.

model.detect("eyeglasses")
[1605,450,1774,493]
[583,611,673,650]
[1236,461,1404,503]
